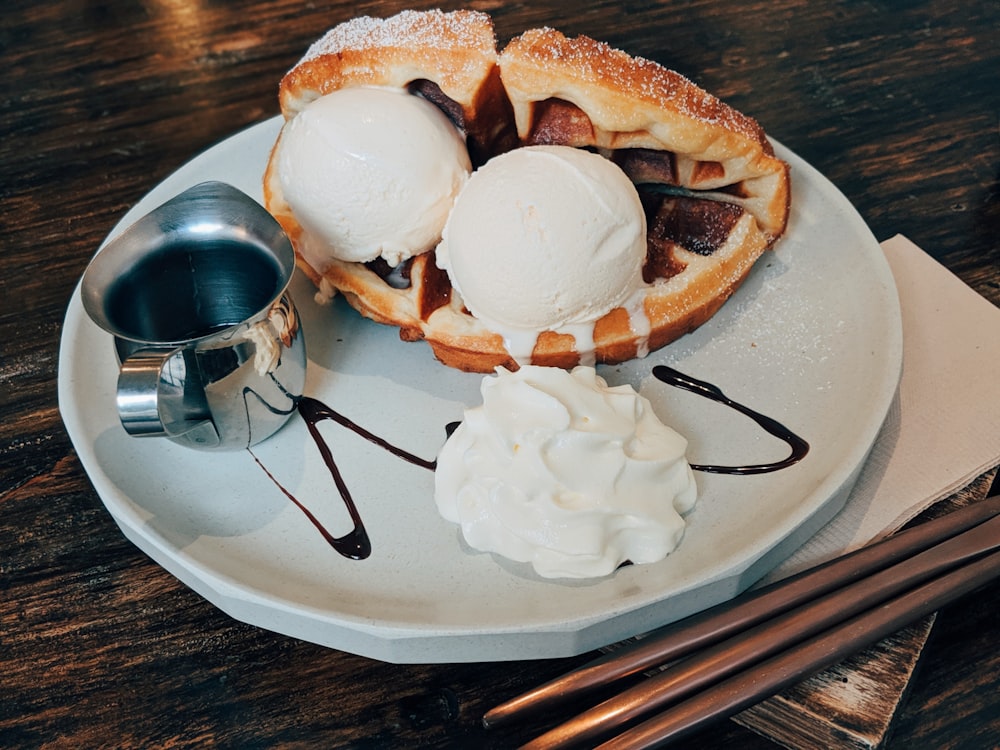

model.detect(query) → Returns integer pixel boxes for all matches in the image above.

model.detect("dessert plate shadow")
[58,117,902,663]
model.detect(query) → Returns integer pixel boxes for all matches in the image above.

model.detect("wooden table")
[3,1,998,747]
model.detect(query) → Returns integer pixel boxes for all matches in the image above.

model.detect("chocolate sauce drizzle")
[652,365,809,475]
[297,396,437,471]
[251,397,441,560]
[248,447,370,560]
[251,366,808,560]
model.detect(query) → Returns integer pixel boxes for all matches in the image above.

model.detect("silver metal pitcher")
[81,181,306,450]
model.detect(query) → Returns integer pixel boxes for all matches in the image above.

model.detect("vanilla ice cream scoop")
[276,86,472,268]
[436,145,647,362]
[434,365,697,579]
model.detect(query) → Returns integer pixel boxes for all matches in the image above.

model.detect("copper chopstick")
[592,547,1000,750]
[484,495,1000,729]
[517,509,1000,749]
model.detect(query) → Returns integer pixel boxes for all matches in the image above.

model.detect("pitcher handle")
[117,347,221,447]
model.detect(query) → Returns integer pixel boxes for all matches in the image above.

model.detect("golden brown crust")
[501,28,769,151]
[264,11,791,373]
[277,10,498,117]
[274,9,516,166]
[499,28,790,238]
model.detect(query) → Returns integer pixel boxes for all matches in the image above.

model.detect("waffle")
[263,10,790,372]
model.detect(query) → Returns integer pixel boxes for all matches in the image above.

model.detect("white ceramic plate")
[58,117,901,663]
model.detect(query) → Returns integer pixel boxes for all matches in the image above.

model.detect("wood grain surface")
[731,470,997,750]
[2,1,999,748]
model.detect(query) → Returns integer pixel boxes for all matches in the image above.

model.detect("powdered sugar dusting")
[509,28,764,144]
[664,252,838,402]
[301,9,495,64]
[276,11,786,372]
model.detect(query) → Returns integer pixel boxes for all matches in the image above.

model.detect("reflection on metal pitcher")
[81,181,307,451]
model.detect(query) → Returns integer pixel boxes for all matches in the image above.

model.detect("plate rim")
[58,116,903,663]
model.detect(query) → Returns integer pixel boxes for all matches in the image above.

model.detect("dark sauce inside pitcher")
[103,239,283,342]
[252,365,809,560]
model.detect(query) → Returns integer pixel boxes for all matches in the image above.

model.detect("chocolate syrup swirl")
[248,447,370,560]
[251,366,808,560]
[249,395,444,560]
[652,365,810,475]
[297,396,437,471]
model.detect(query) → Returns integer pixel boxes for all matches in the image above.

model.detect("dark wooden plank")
[733,469,998,749]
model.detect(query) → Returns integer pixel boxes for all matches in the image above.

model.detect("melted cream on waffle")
[263,9,790,372]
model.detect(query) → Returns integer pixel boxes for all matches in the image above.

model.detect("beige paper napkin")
[767,234,1000,580]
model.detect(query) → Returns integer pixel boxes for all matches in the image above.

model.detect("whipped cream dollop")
[436,145,648,363]
[276,86,471,268]
[434,365,697,579]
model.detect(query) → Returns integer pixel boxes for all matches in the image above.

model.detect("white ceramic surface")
[58,117,902,663]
